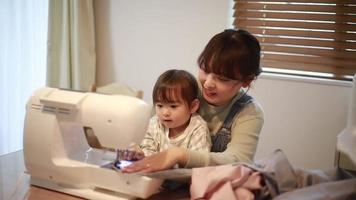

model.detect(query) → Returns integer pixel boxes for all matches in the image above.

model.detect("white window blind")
[234,0,356,79]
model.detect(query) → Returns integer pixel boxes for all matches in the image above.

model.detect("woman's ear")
[190,99,200,113]
[241,76,255,88]
[241,80,252,88]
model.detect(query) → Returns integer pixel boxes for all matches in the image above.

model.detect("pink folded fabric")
[190,165,263,200]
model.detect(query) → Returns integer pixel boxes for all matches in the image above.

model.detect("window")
[234,0,356,80]
[0,0,48,155]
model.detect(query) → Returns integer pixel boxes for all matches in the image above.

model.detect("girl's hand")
[121,147,188,173]
[117,143,145,161]
[117,149,145,161]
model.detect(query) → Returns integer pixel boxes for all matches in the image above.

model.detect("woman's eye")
[217,76,230,82]
[200,68,208,74]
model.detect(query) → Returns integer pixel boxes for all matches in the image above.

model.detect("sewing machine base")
[30,177,136,200]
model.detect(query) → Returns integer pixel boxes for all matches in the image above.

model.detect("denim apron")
[210,94,253,152]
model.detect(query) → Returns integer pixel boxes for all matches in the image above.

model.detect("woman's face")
[199,69,242,106]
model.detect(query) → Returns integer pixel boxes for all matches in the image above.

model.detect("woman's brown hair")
[198,29,261,82]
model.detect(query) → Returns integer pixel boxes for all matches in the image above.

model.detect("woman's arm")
[186,101,264,167]
[121,147,188,173]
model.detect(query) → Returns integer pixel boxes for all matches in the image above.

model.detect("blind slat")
[236,18,356,32]
[236,0,356,3]
[236,2,356,14]
[244,27,356,41]
[256,36,356,50]
[262,53,356,69]
[235,10,356,23]
[262,60,356,76]
[262,45,356,60]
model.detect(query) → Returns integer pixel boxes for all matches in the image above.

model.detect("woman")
[122,29,264,173]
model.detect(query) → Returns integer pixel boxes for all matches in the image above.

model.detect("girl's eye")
[156,104,163,108]
[170,105,178,108]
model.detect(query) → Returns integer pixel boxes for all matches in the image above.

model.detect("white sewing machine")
[23,87,163,200]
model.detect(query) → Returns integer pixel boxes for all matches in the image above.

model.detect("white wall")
[250,75,351,170]
[94,0,352,170]
[94,0,232,102]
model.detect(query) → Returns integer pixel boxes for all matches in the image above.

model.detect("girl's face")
[199,69,242,106]
[155,98,198,135]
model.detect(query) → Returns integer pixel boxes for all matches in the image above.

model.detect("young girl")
[119,69,211,161]
[122,29,263,172]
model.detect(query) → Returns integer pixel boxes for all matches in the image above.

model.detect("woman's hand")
[121,147,188,173]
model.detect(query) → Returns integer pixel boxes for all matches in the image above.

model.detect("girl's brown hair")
[198,29,261,82]
[153,69,198,107]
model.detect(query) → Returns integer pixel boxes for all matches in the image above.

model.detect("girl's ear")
[190,99,200,113]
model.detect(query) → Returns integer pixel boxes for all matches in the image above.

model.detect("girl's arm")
[139,117,161,156]
[187,115,211,152]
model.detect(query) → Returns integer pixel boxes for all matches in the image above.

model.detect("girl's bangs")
[155,85,182,103]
